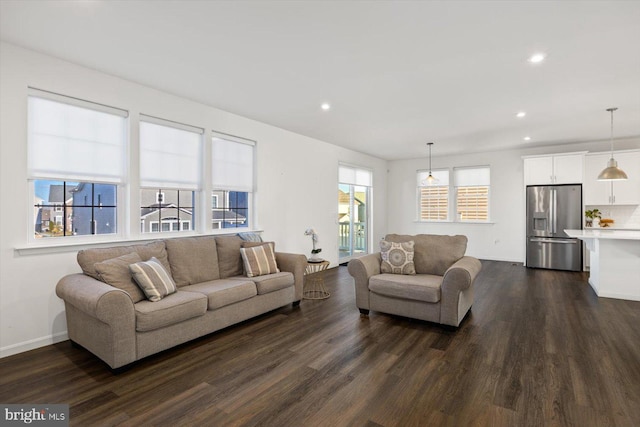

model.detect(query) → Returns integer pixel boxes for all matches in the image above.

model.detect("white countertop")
[565,229,640,240]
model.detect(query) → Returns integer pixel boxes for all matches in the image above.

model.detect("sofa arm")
[440,256,482,326]
[56,273,135,323]
[276,252,307,301]
[347,253,381,310]
[56,273,137,369]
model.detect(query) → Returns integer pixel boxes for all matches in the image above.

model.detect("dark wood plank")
[1,261,639,426]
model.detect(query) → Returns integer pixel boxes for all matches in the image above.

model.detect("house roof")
[140,204,193,219]
[48,185,74,204]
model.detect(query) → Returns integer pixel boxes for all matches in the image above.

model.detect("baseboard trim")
[0,331,68,359]
[596,292,640,302]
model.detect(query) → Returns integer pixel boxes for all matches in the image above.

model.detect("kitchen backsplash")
[585,204,640,228]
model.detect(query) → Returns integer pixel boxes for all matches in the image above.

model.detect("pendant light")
[597,107,628,181]
[424,142,438,184]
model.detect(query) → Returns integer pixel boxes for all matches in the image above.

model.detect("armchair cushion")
[369,273,441,303]
[385,234,467,275]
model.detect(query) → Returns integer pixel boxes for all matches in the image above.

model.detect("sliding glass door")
[338,165,371,262]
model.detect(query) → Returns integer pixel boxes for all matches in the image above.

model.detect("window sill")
[414,220,495,225]
[15,229,264,256]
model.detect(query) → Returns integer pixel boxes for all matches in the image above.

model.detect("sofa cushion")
[380,240,416,275]
[134,241,172,277]
[385,234,467,276]
[369,273,442,303]
[77,240,171,280]
[94,252,146,303]
[129,257,177,302]
[181,279,257,310]
[165,236,220,287]
[240,242,280,278]
[135,291,207,332]
[215,235,244,279]
[242,272,294,295]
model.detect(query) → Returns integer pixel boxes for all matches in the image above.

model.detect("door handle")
[530,238,577,244]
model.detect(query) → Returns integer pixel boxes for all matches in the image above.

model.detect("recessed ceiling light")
[528,53,546,64]
[516,111,526,118]
[524,136,532,141]
[321,103,331,111]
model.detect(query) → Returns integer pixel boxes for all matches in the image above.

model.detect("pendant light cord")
[607,107,617,158]
[610,109,613,157]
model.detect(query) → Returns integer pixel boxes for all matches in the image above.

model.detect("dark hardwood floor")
[1,261,639,426]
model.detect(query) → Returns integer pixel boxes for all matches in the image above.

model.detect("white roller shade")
[212,136,254,192]
[454,166,490,186]
[140,120,203,190]
[28,96,126,183]
[339,165,372,187]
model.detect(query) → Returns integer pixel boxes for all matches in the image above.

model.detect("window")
[454,167,490,222]
[417,170,449,221]
[212,133,254,230]
[33,180,117,237]
[139,116,203,233]
[28,89,126,239]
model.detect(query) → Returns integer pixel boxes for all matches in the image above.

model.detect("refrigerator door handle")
[530,238,578,244]
[552,188,558,234]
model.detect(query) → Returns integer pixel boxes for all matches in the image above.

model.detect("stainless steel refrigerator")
[526,184,582,271]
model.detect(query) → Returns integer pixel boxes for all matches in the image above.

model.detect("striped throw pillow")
[240,242,280,278]
[129,257,177,302]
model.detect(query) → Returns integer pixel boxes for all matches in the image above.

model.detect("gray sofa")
[348,234,481,327]
[56,235,306,369]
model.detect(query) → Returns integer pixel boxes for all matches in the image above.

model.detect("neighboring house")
[140,190,246,232]
[71,183,117,235]
[36,184,73,235]
[140,190,194,233]
[212,190,247,229]
[338,189,364,223]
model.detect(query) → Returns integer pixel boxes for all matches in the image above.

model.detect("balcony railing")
[339,222,366,256]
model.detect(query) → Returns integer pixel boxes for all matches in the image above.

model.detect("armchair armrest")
[347,253,382,310]
[440,256,482,326]
[275,252,308,301]
[442,256,482,293]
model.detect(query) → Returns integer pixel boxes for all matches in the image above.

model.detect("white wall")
[387,139,640,263]
[0,43,387,357]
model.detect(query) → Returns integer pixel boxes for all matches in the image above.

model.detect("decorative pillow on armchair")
[380,240,416,275]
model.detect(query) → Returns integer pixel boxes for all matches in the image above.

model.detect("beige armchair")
[348,234,482,327]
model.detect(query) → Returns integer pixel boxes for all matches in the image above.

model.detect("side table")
[303,260,330,299]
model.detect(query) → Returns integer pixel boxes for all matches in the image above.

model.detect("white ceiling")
[1,1,639,160]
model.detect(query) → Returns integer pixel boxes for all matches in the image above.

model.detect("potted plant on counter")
[585,209,601,227]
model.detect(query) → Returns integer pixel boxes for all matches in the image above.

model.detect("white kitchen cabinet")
[524,154,584,185]
[584,150,640,205]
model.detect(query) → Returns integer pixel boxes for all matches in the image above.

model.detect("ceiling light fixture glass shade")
[597,107,628,181]
[423,142,439,185]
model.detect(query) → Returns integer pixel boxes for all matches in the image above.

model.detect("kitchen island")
[565,229,640,301]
